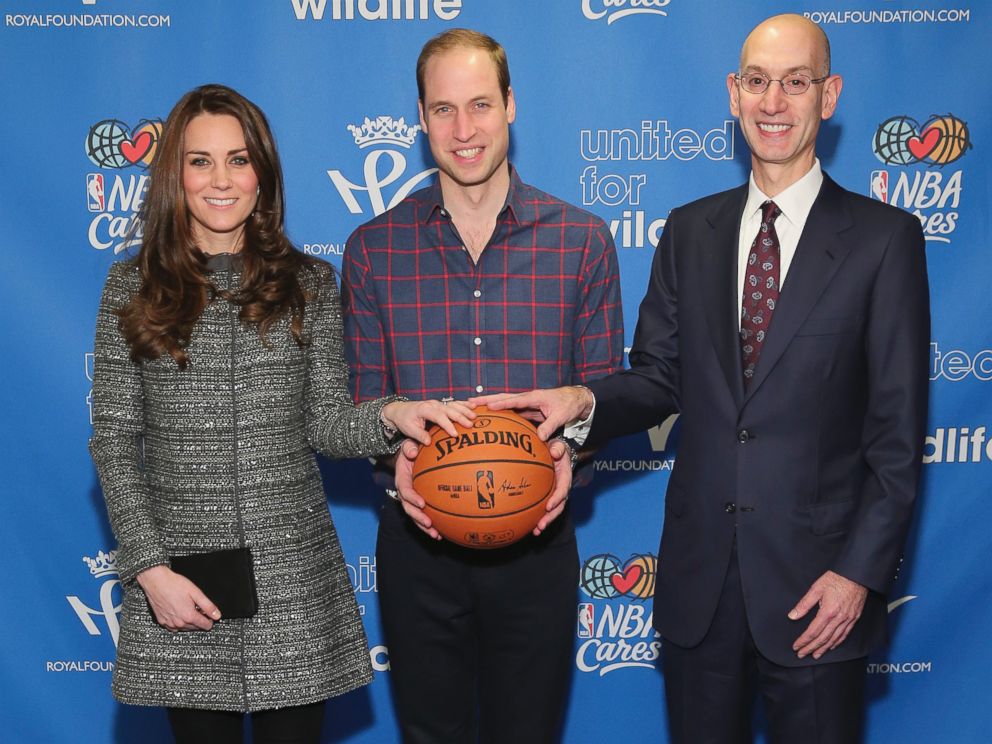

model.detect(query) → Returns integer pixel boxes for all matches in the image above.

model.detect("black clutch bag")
[170,547,259,619]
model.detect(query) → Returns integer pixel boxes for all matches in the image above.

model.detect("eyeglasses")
[734,71,828,95]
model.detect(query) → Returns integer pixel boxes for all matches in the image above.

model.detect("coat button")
[737,429,751,443]
[724,502,736,513]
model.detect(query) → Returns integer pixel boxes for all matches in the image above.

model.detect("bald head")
[740,14,830,77]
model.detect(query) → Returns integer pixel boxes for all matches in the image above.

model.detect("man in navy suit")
[476,13,929,743]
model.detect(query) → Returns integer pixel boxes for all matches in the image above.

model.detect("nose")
[452,108,475,141]
[758,81,789,114]
[211,163,232,189]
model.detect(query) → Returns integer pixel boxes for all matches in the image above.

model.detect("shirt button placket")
[473,286,483,393]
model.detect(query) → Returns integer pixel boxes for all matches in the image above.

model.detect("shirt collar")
[744,158,823,227]
[420,163,521,225]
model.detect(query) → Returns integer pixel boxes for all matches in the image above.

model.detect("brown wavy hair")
[118,84,315,369]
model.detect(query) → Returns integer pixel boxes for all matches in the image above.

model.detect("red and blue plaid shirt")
[342,165,624,402]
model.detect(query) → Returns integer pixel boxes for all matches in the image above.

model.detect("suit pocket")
[807,499,859,536]
[794,315,861,336]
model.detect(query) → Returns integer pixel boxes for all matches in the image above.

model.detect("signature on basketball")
[498,476,531,496]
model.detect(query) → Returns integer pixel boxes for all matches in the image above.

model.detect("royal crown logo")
[347,115,421,149]
[67,547,122,647]
[328,113,436,216]
[82,549,118,578]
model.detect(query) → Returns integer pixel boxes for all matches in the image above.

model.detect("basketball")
[924,114,971,165]
[412,406,555,548]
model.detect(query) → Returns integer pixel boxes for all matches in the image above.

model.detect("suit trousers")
[661,541,866,744]
[376,499,579,744]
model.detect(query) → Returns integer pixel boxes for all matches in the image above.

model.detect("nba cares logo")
[86,118,163,170]
[580,553,656,600]
[83,114,159,252]
[576,550,661,675]
[869,111,970,245]
[872,114,971,167]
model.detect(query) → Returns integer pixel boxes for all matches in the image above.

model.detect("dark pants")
[167,702,325,744]
[661,543,866,744]
[376,499,579,744]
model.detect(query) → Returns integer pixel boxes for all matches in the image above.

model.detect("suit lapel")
[702,185,749,408]
[742,175,854,404]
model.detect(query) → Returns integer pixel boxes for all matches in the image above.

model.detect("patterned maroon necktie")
[740,200,781,385]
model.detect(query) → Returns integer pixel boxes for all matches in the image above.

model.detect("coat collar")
[701,184,749,407]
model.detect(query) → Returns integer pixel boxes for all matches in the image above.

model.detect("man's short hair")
[417,28,511,106]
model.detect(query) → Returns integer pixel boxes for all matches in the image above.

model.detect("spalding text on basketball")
[431,430,536,462]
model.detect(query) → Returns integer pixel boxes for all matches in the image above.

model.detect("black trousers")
[167,702,325,744]
[376,500,579,744]
[661,543,867,744]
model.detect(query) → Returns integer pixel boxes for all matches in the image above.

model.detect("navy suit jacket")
[586,174,930,666]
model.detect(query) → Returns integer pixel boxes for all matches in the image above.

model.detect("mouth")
[453,147,483,160]
[204,197,237,207]
[756,123,792,134]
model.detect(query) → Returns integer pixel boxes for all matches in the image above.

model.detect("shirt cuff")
[562,388,596,447]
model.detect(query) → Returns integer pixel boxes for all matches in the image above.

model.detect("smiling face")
[727,15,842,194]
[182,113,259,254]
[418,45,516,195]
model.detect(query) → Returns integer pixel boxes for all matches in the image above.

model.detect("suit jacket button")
[724,502,736,513]
[737,429,750,443]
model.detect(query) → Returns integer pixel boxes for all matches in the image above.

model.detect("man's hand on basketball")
[533,439,572,536]
[470,386,594,441]
[392,438,442,540]
[382,399,475,445]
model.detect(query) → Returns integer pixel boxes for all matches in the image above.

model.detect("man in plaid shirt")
[342,29,623,744]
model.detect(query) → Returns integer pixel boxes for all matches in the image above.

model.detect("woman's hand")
[382,399,475,446]
[136,564,221,631]
[393,438,441,540]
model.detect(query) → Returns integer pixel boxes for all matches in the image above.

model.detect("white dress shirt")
[737,160,824,328]
[582,161,826,439]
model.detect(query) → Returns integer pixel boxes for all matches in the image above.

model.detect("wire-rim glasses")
[734,71,828,95]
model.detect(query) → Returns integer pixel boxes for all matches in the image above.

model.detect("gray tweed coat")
[90,254,395,711]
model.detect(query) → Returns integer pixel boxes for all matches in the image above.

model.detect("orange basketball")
[412,406,555,548]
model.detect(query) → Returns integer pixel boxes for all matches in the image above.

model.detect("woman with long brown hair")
[89,84,471,743]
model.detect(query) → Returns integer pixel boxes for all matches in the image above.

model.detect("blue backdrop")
[1,1,988,741]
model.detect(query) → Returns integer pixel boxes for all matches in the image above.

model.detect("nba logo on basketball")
[87,173,105,212]
[476,470,495,510]
[870,170,888,203]
[577,603,594,639]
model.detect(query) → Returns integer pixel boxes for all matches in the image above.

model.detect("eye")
[784,75,807,91]
[229,155,250,166]
[188,157,209,167]
[746,74,767,87]
[473,101,491,110]
[433,105,452,116]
